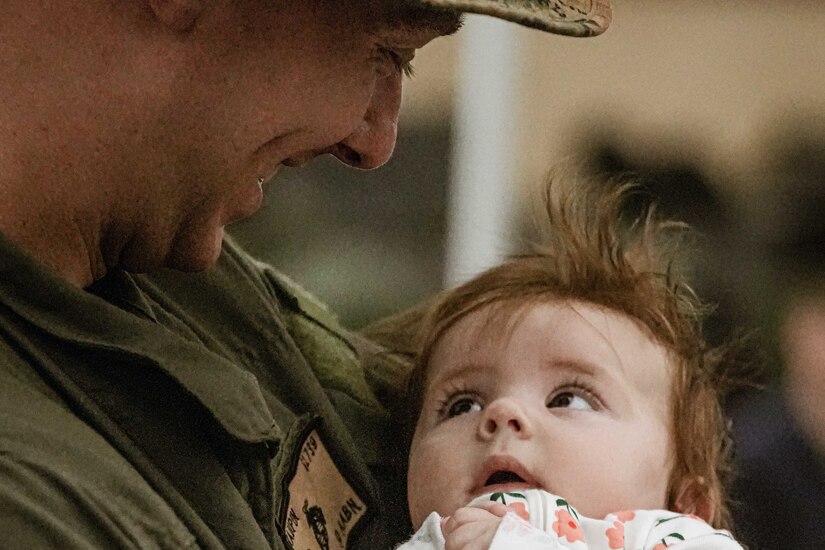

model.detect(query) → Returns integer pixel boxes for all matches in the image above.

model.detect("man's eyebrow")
[384,6,465,37]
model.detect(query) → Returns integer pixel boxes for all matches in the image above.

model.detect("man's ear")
[672,477,716,524]
[147,0,203,32]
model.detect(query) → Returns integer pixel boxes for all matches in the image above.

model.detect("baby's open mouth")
[485,470,526,486]
[473,455,540,496]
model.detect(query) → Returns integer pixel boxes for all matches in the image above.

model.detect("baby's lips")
[473,453,537,491]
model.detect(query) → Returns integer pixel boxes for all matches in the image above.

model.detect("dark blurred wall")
[229,123,451,329]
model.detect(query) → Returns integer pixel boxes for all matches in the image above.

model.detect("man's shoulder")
[0,362,197,549]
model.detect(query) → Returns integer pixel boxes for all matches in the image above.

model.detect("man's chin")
[114,226,225,275]
[165,228,225,272]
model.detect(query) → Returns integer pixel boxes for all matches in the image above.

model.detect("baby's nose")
[478,398,532,440]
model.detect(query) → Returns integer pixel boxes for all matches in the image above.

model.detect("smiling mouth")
[280,157,305,168]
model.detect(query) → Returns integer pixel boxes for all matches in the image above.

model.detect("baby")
[392,179,746,549]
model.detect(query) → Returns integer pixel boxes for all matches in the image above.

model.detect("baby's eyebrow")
[542,358,621,384]
[549,359,598,376]
[426,361,485,388]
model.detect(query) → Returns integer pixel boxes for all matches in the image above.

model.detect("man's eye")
[447,397,482,417]
[546,391,593,411]
[379,47,415,78]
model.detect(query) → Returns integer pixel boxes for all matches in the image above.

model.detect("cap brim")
[416,0,611,37]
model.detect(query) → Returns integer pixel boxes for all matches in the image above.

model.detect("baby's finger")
[468,500,508,517]
[443,514,502,550]
[441,506,499,536]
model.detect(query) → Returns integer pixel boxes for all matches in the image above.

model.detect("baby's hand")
[441,501,508,550]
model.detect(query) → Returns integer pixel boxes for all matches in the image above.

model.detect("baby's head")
[404,180,738,531]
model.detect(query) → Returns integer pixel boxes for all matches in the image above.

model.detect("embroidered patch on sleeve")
[280,425,367,550]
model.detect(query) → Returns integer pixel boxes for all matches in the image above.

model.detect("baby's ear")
[672,477,716,524]
[147,0,203,32]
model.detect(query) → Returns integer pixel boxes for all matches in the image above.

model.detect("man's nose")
[330,73,402,170]
[477,398,532,441]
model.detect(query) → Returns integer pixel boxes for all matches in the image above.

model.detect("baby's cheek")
[405,473,430,528]
[407,434,467,528]
[407,472,457,528]
[406,438,437,528]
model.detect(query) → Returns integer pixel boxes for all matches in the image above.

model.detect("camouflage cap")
[413,0,611,37]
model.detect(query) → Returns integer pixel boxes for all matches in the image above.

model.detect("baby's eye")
[447,397,482,417]
[546,391,593,411]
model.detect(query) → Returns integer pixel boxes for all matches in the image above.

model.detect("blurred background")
[231,2,825,548]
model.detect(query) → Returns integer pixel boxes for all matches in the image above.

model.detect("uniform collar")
[0,231,278,444]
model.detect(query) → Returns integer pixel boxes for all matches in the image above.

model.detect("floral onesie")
[397,489,743,549]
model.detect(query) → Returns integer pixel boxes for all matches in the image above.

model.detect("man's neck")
[0,186,104,288]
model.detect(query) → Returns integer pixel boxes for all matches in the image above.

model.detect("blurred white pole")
[443,15,521,288]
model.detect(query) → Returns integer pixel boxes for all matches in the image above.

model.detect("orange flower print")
[506,502,529,521]
[553,508,585,543]
[605,519,624,549]
[651,544,672,550]
[614,510,635,522]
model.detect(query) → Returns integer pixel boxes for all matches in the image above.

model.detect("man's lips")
[280,156,307,168]
[281,148,329,168]
[472,455,540,495]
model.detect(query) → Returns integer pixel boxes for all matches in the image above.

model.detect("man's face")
[116,0,460,271]
[407,300,674,528]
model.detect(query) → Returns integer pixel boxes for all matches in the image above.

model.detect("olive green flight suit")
[0,232,410,549]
